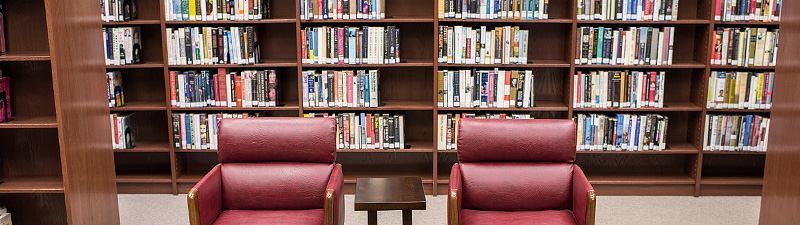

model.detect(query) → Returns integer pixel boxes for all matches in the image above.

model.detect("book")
[301,0,383,20]
[165,0,270,21]
[0,205,10,225]
[707,71,773,109]
[576,26,674,65]
[107,71,125,108]
[574,70,665,108]
[303,69,379,108]
[715,0,781,21]
[0,71,8,123]
[103,27,143,65]
[578,0,678,21]
[437,0,549,20]
[703,114,770,152]
[711,27,778,67]
[438,69,534,108]
[438,25,529,65]
[437,113,533,150]
[305,112,405,149]
[102,0,138,22]
[575,113,668,151]
[173,112,260,150]
[170,70,278,108]
[167,26,259,65]
[301,26,399,64]
[110,112,137,149]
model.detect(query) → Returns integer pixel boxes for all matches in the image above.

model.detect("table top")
[354,177,426,211]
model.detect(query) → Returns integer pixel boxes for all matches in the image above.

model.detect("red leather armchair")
[188,118,344,225]
[448,119,596,225]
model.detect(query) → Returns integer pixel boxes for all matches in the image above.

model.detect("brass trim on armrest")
[586,190,596,225]
[449,190,459,225]
[325,189,335,225]
[188,189,201,225]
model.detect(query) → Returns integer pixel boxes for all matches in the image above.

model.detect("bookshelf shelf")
[438,18,573,23]
[177,171,207,183]
[302,60,433,67]
[0,117,58,129]
[336,141,434,153]
[710,65,775,70]
[715,21,780,26]
[301,17,434,23]
[116,173,173,183]
[575,61,706,69]
[303,100,433,111]
[437,60,571,68]
[573,102,703,112]
[168,60,298,68]
[438,100,569,111]
[106,61,165,69]
[700,176,763,185]
[102,20,161,25]
[0,51,51,61]
[170,103,301,111]
[576,19,709,25]
[586,172,696,185]
[174,149,218,153]
[706,108,771,113]
[578,142,699,154]
[165,18,297,25]
[113,141,171,153]
[703,151,767,155]
[110,101,168,111]
[0,177,64,193]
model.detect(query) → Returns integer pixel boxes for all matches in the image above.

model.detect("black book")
[582,28,589,62]
[172,114,181,148]
[516,71,525,108]
[185,29,193,65]
[612,71,621,107]
[603,28,612,63]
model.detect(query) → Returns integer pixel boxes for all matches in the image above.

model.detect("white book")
[667,27,674,65]
[702,115,711,150]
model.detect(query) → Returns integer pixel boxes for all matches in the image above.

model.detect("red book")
[212,74,219,106]
[218,68,227,106]
[365,114,372,148]
[347,71,353,106]
[235,74,242,107]
[648,72,657,108]
[715,0,723,20]
[576,71,582,106]
[301,30,306,63]
[645,0,652,20]
[338,28,344,64]
[504,71,511,105]
[466,38,471,60]
[750,0,757,21]
[170,71,176,107]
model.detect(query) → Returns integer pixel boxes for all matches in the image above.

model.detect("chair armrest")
[188,164,223,225]
[572,165,596,225]
[448,163,462,225]
[325,164,344,225]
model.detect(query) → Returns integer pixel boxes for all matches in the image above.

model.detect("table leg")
[402,210,412,225]
[368,211,377,225]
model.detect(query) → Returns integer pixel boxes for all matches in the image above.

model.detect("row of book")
[578,0,679,21]
[165,0,271,21]
[111,112,137,149]
[714,0,781,22]
[304,113,406,149]
[707,71,773,110]
[0,204,11,225]
[437,113,533,150]
[703,114,769,152]
[711,27,778,67]
[301,26,400,65]
[170,69,278,108]
[576,26,675,66]
[574,70,665,109]
[437,0,551,20]
[101,0,138,22]
[438,26,530,65]
[172,113,263,150]
[107,71,125,108]
[300,0,386,20]
[0,72,9,123]
[104,27,143,66]
[438,69,535,108]
[167,27,259,66]
[575,113,668,151]
[302,70,380,108]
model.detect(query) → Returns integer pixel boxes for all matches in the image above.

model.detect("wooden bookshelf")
[102,0,785,197]
[0,0,121,223]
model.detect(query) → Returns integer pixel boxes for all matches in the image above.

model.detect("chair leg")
[368,211,377,225]
[402,210,412,225]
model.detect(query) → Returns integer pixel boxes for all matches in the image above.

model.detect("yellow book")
[438,0,445,18]
[189,0,197,21]
[437,71,444,106]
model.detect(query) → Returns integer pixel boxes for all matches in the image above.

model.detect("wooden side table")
[354,177,426,225]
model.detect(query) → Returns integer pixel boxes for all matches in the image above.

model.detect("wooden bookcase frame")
[103,0,778,197]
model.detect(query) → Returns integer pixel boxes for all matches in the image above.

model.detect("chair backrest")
[217,117,337,210]
[457,119,576,211]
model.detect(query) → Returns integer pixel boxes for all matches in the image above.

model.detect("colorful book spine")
[703,114,770,152]
[305,112,405,149]
[575,113,668,151]
[437,113,533,150]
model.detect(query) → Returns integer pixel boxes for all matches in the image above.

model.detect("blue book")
[308,72,315,105]
[616,114,624,149]
[360,113,367,147]
[634,117,641,150]
[349,28,357,64]
[185,114,192,149]
[743,115,752,147]
[584,116,592,148]
[309,30,315,63]
[364,71,370,107]
[480,72,488,106]
[322,0,328,19]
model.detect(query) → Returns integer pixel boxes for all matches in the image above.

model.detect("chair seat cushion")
[212,209,325,225]
[461,209,577,225]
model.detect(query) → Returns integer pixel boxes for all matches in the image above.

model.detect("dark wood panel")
[0,193,67,224]
[591,184,695,196]
[0,129,62,177]
[118,183,174,194]
[118,68,167,103]
[0,61,55,118]
[4,0,49,53]
[701,185,763,196]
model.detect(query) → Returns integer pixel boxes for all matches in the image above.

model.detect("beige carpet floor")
[119,194,761,225]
